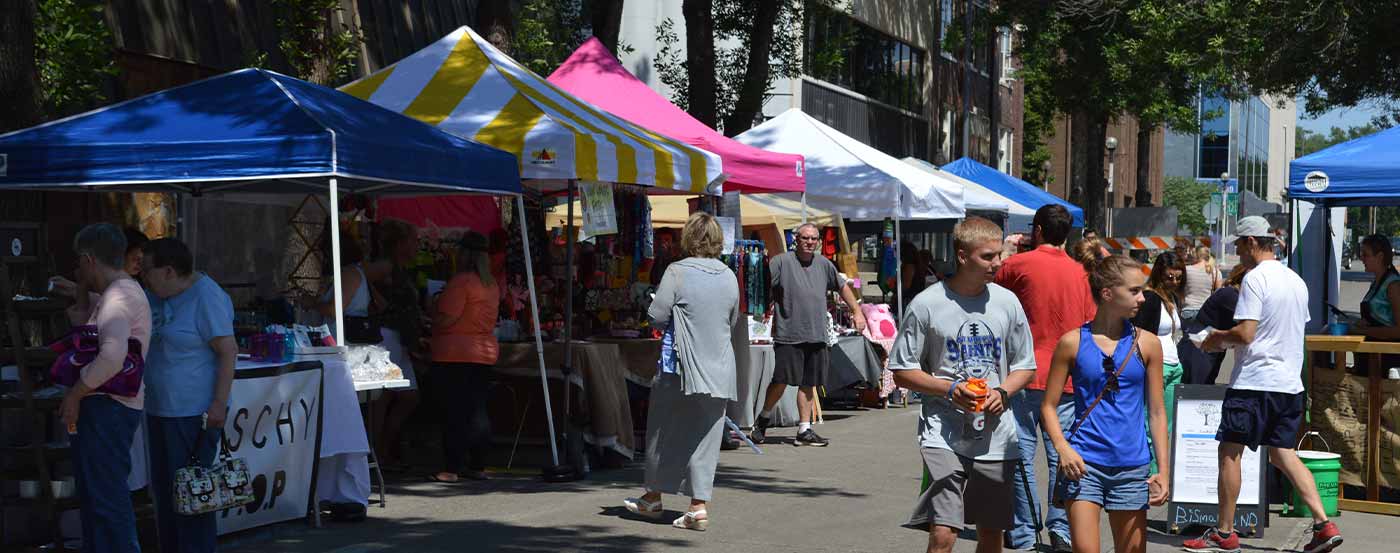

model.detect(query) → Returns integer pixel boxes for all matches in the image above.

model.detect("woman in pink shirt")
[58,223,152,553]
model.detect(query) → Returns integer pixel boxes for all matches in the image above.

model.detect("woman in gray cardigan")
[623,212,739,531]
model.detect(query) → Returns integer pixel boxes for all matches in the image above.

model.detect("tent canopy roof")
[342,27,723,194]
[546,38,804,194]
[1289,126,1400,206]
[734,109,964,220]
[941,157,1083,226]
[0,68,521,196]
[548,194,841,230]
[901,157,1020,216]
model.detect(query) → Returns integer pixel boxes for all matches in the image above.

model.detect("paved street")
[222,399,1399,553]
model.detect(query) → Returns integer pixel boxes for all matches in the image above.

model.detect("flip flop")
[427,473,462,484]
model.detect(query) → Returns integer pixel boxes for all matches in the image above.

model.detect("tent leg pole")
[802,192,809,225]
[1323,206,1331,323]
[895,216,903,314]
[329,178,346,347]
[517,195,561,468]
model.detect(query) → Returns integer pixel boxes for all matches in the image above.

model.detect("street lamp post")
[1219,171,1230,261]
[1041,160,1052,189]
[1106,136,1118,238]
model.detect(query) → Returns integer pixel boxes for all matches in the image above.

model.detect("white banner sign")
[716,216,737,255]
[1172,397,1262,505]
[216,365,323,535]
[579,180,617,236]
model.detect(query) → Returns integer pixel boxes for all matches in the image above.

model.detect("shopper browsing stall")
[365,219,423,470]
[1185,216,1342,553]
[1041,255,1170,553]
[140,238,236,553]
[889,217,1035,553]
[751,223,866,447]
[58,224,152,553]
[1353,234,1400,341]
[429,232,500,484]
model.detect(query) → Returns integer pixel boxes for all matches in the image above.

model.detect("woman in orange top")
[429,232,500,483]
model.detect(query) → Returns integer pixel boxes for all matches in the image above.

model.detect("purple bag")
[48,324,145,397]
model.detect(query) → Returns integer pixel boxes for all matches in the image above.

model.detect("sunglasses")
[1101,355,1120,395]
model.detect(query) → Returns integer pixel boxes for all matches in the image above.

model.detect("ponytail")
[1088,255,1144,303]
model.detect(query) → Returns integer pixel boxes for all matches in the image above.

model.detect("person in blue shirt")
[1041,255,1170,553]
[139,238,236,553]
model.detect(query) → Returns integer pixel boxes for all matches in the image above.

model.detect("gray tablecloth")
[727,344,799,428]
[828,335,882,391]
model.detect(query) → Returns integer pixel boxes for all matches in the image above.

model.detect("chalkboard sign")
[1167,384,1270,536]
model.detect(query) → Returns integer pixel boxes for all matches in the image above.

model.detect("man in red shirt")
[994,205,1097,552]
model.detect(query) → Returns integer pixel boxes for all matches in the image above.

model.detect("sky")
[1295,101,1391,133]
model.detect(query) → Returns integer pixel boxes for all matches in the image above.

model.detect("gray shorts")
[903,448,1016,532]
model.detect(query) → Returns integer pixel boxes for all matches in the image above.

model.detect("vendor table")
[497,341,635,458]
[828,336,884,391]
[586,337,661,387]
[1303,335,1400,516]
[728,336,884,429]
[355,378,411,511]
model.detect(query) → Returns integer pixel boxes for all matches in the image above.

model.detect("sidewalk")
[222,404,1399,552]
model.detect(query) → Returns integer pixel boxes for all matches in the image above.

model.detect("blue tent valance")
[1289,126,1400,206]
[941,157,1084,227]
[0,68,520,196]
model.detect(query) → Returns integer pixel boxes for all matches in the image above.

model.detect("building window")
[999,27,1014,84]
[1198,94,1230,180]
[805,3,926,113]
[998,128,1014,173]
[1237,97,1270,199]
[970,112,992,164]
[940,108,954,163]
[940,0,955,57]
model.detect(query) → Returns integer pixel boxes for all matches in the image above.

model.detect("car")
[1391,237,1400,257]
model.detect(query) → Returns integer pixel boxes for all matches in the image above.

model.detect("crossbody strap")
[1066,327,1139,440]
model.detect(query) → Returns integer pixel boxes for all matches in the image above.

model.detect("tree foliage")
[508,0,632,76]
[1296,124,1387,158]
[1162,176,1216,236]
[35,0,116,118]
[272,0,362,86]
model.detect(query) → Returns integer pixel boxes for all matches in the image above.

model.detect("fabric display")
[569,186,656,336]
[821,226,838,258]
[722,240,769,319]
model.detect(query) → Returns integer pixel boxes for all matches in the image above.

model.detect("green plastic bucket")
[1284,432,1342,518]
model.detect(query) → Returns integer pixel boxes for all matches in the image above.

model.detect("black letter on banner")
[253,405,273,449]
[227,408,250,453]
[246,474,268,514]
[299,396,318,442]
[275,401,294,446]
[268,471,287,509]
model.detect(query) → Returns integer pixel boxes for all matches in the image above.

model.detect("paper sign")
[579,181,617,236]
[1173,398,1263,504]
[717,216,736,255]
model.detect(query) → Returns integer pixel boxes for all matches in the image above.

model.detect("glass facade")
[1198,94,1231,180]
[804,4,926,113]
[1236,98,1271,199]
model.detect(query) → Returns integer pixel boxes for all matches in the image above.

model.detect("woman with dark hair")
[430,232,500,484]
[1354,234,1400,340]
[1181,265,1248,385]
[1131,251,1185,460]
[365,219,423,470]
[900,240,929,307]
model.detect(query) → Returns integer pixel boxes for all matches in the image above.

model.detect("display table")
[1303,335,1400,516]
[828,335,883,391]
[586,337,662,386]
[496,341,635,458]
[728,344,799,428]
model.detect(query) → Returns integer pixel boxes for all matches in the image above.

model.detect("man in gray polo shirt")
[751,223,865,447]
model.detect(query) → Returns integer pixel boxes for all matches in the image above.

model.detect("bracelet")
[946,378,965,401]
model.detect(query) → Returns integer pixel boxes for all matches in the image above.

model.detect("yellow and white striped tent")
[341,26,725,193]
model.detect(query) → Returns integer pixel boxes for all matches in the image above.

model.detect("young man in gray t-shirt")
[890,217,1035,553]
[751,223,865,447]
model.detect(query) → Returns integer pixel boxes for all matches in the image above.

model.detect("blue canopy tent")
[0,69,562,469]
[1285,126,1400,331]
[942,157,1085,230]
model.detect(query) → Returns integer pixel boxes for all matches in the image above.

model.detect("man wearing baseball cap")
[1184,216,1342,553]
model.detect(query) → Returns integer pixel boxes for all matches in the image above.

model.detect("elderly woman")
[1354,234,1400,340]
[58,223,152,553]
[140,238,236,553]
[623,213,740,531]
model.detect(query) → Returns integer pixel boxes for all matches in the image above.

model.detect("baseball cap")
[1228,216,1274,241]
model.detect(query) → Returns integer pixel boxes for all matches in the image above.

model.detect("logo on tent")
[1304,171,1329,193]
[0,153,7,177]
[531,148,556,165]
[795,160,804,178]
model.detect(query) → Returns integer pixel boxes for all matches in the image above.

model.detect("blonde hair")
[457,231,495,287]
[954,217,1003,253]
[1088,255,1145,303]
[1194,246,1218,280]
[682,212,724,258]
[1072,238,1107,273]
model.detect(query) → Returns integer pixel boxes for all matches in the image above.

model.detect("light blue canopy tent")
[942,157,1085,229]
[0,68,563,467]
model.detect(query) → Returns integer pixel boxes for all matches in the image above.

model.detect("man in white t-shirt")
[1185,217,1342,553]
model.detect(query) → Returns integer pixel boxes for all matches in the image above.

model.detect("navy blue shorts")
[1215,389,1304,450]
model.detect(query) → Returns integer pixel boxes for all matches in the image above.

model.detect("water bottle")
[965,378,988,440]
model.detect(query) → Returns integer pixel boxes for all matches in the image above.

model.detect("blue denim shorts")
[1054,463,1149,511]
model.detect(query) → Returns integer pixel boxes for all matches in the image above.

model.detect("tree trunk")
[721,0,781,136]
[682,0,716,128]
[590,0,625,54]
[1068,110,1090,212]
[1084,114,1109,233]
[476,0,514,54]
[0,0,40,132]
[1135,123,1154,206]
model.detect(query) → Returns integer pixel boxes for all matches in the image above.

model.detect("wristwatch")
[994,386,1009,404]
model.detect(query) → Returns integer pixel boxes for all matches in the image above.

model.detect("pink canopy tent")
[548,38,805,194]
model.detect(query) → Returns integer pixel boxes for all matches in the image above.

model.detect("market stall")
[342,26,727,464]
[902,157,1027,221]
[1289,125,1400,515]
[0,68,537,533]
[940,157,1085,232]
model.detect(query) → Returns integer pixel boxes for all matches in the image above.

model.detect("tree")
[477,0,515,53]
[682,0,717,128]
[0,0,40,133]
[273,0,362,86]
[1162,176,1215,236]
[590,0,625,55]
[721,0,781,135]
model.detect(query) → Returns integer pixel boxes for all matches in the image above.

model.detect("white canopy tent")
[734,108,969,310]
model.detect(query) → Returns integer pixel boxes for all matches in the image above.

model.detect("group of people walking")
[620,206,1346,553]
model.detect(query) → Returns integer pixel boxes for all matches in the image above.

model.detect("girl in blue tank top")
[1041,255,1171,553]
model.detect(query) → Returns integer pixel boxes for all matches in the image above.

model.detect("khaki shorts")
[903,447,1016,532]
